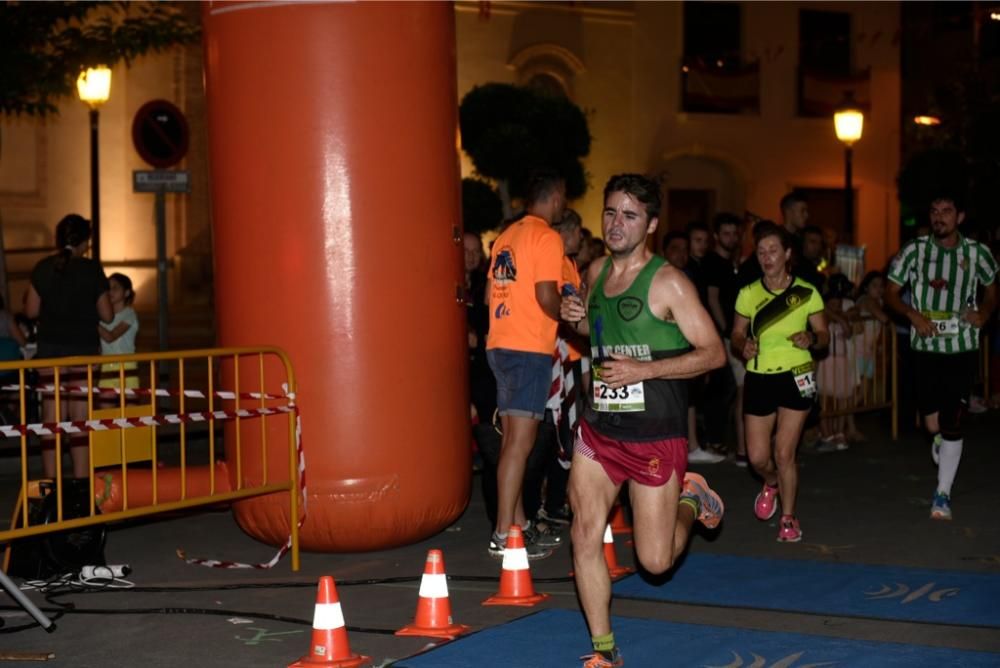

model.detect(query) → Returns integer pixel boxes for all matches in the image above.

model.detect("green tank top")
[585,256,691,441]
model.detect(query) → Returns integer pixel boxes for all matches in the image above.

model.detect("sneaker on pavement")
[776,515,802,542]
[931,434,942,465]
[525,520,565,548]
[815,434,848,453]
[681,472,724,529]
[538,505,573,526]
[488,531,553,560]
[581,649,623,668]
[754,482,779,521]
[688,446,726,464]
[930,492,952,520]
[733,454,749,468]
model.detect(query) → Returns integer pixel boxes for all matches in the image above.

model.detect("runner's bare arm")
[789,311,829,349]
[730,314,757,360]
[885,280,934,337]
[599,266,724,387]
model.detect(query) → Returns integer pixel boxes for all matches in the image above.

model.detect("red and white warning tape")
[2,376,307,571]
[0,382,286,401]
[177,387,307,570]
[0,406,295,439]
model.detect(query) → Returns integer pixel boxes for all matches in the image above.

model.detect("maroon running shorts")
[575,419,687,487]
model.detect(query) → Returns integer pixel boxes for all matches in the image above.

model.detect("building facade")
[457,1,902,268]
[0,0,902,342]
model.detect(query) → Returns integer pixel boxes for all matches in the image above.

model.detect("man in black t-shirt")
[685,221,725,464]
[702,213,747,464]
[797,225,827,294]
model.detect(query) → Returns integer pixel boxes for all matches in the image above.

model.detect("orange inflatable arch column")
[202,1,469,551]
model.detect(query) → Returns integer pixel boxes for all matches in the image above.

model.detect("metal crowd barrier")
[0,346,300,572]
[816,316,899,440]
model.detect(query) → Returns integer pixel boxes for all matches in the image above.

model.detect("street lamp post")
[76,66,112,262]
[833,91,864,237]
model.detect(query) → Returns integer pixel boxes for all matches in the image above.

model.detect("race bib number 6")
[592,370,645,413]
[923,311,959,337]
[932,318,959,336]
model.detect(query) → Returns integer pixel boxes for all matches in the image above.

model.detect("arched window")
[508,44,585,99]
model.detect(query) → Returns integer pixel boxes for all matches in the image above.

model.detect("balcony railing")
[680,57,760,115]
[798,67,871,117]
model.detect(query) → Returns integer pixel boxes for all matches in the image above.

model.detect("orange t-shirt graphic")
[487,215,564,355]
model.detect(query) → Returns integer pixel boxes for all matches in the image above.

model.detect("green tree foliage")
[461,178,503,236]
[459,83,591,214]
[0,1,200,117]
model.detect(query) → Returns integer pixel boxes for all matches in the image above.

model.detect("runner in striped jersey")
[886,193,997,520]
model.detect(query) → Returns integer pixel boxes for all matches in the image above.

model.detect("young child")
[817,273,859,450]
[853,271,890,402]
[98,273,139,389]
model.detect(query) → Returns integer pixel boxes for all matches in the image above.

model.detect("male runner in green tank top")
[560,174,726,668]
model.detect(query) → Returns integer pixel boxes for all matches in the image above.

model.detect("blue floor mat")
[612,553,1000,628]
[394,608,999,668]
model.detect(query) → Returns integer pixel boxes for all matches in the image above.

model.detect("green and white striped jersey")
[888,234,998,353]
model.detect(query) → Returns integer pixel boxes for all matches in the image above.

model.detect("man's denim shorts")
[487,348,552,420]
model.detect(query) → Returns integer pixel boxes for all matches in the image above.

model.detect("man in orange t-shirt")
[486,169,566,558]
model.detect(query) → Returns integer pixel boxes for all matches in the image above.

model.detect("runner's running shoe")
[524,520,565,548]
[930,492,952,520]
[754,482,779,521]
[681,472,725,529]
[777,515,802,542]
[581,649,623,667]
[688,446,726,464]
[488,531,553,560]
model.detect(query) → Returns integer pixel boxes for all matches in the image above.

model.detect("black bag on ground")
[6,479,106,580]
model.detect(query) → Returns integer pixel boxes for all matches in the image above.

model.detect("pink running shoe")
[681,472,725,529]
[777,515,802,542]
[754,483,779,521]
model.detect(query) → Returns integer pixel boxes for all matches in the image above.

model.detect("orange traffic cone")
[288,576,371,668]
[603,524,634,578]
[396,549,471,639]
[609,501,632,535]
[483,525,550,607]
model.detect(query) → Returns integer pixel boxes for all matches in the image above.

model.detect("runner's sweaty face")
[602,191,655,258]
[756,234,790,279]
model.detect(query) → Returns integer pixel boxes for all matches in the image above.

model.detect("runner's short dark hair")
[603,174,661,219]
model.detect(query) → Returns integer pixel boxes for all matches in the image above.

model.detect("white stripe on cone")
[312,601,345,630]
[604,524,613,544]
[417,572,449,598]
[501,547,530,571]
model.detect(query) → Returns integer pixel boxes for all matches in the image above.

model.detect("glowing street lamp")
[77,66,112,262]
[834,91,864,235]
